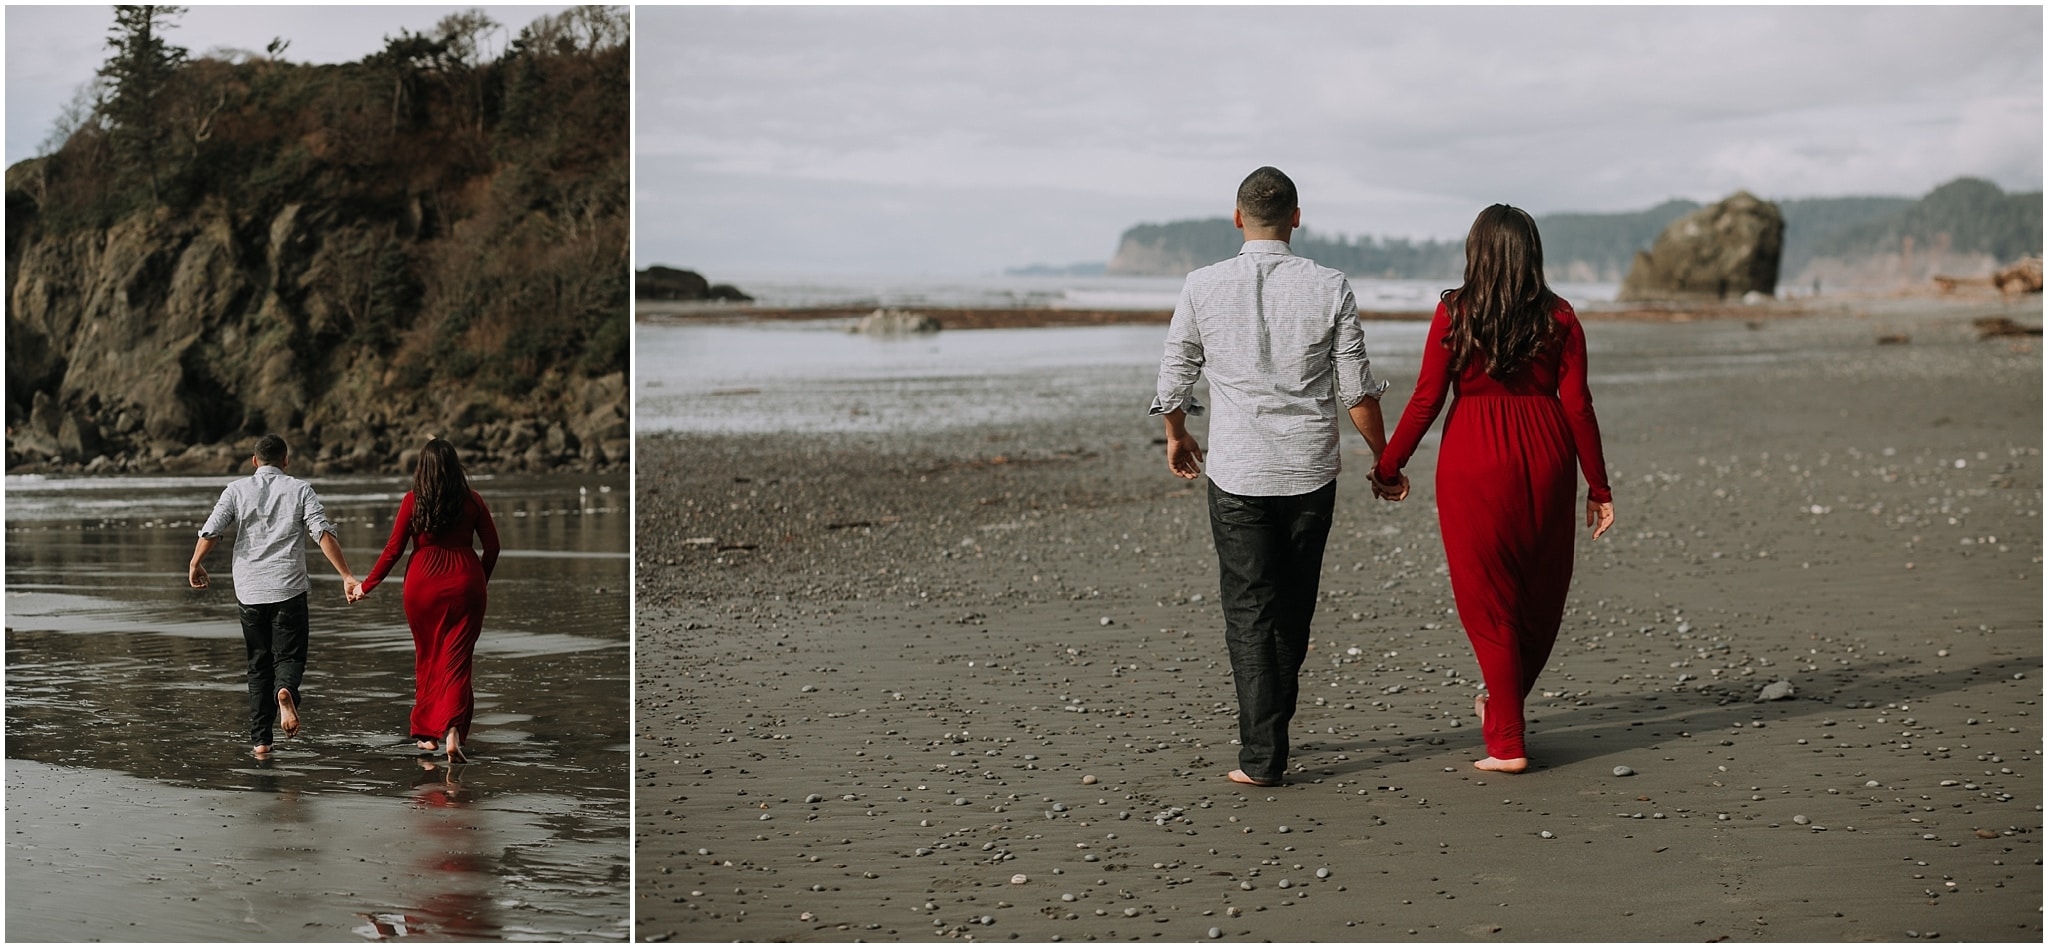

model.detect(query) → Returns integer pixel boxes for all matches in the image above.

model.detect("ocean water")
[4,471,630,940]
[636,271,1619,435]
[706,271,1620,313]
[637,318,1436,435]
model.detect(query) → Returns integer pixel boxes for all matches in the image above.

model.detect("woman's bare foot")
[276,688,300,738]
[445,727,467,764]
[416,739,440,751]
[1473,756,1529,773]
[1225,769,1278,787]
[1472,691,1487,726]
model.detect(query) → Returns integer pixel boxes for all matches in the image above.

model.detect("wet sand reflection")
[5,472,628,941]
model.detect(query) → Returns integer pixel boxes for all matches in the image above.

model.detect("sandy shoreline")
[634,290,2037,331]
[635,298,2040,941]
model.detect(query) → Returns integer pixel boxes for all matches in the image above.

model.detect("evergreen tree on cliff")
[96,5,189,206]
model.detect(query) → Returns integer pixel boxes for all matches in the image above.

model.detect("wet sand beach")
[6,472,631,940]
[635,297,2040,942]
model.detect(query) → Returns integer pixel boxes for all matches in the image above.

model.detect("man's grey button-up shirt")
[198,465,337,605]
[1150,239,1388,497]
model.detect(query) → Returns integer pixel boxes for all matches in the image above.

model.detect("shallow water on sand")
[4,471,629,941]
[637,319,1433,434]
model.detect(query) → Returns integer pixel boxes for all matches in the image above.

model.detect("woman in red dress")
[1371,205,1616,774]
[357,438,501,762]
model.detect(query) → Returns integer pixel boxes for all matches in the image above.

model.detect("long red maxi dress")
[1374,299,1612,761]
[362,490,501,745]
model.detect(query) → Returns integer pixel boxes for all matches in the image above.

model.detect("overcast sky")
[640,5,2043,277]
[6,4,574,165]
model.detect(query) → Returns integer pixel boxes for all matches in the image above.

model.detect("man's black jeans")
[1208,479,1336,784]
[239,592,309,746]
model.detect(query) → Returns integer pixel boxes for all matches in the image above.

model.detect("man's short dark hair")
[1237,166,1298,227]
[255,434,289,466]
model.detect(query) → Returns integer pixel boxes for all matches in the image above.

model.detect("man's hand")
[344,578,365,602]
[1166,435,1205,480]
[1160,409,1204,480]
[188,536,216,589]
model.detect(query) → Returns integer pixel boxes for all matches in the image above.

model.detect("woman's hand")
[1371,470,1409,502]
[1586,500,1615,540]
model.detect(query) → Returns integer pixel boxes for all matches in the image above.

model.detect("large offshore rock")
[1618,191,1784,301]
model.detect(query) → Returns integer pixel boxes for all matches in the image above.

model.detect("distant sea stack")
[636,266,752,302]
[1617,192,1785,302]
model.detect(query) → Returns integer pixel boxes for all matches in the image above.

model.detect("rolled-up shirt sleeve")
[301,485,337,540]
[199,487,236,538]
[1149,281,1207,416]
[1333,282,1389,406]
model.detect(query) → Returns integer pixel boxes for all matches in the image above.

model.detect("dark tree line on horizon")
[1113,179,2042,282]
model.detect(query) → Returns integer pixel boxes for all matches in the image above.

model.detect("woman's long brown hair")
[1441,204,1560,378]
[410,438,472,536]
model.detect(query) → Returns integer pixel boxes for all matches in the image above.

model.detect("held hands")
[344,577,366,602]
[1586,500,1615,540]
[1370,469,1410,502]
[1165,435,1205,480]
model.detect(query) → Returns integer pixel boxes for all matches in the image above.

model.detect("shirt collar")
[1238,240,1293,256]
[255,465,285,476]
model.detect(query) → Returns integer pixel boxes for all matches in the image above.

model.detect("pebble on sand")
[1011,873,1029,884]
[1612,765,1635,777]
[1082,775,1098,785]
[1757,680,1797,701]
[1209,927,1224,939]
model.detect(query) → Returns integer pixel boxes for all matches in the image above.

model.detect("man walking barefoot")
[189,434,360,757]
[1151,167,1408,787]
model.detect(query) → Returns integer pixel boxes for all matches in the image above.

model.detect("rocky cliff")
[6,10,628,476]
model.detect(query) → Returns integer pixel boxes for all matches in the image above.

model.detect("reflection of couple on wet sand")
[190,435,500,763]
[1153,167,1617,785]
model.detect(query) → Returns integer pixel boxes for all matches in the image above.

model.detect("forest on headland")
[1097,178,2042,287]
[6,5,628,475]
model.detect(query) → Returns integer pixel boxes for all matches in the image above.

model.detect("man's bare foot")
[445,727,467,764]
[1225,769,1278,787]
[1474,756,1529,773]
[276,688,300,738]
[252,744,273,758]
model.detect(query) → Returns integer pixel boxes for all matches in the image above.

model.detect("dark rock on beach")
[636,265,753,302]
[1618,191,1785,302]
